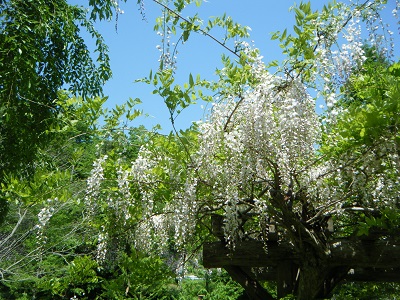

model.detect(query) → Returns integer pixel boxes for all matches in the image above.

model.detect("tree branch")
[152,0,241,59]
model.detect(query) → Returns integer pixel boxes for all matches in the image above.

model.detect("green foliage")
[203,269,244,299]
[271,1,322,82]
[204,13,251,44]
[150,0,255,118]
[63,256,99,296]
[101,248,174,299]
[178,280,206,299]
[89,0,127,21]
[0,91,105,298]
[0,95,104,206]
[138,69,208,123]
[0,197,9,227]
[317,54,400,240]
[1,168,71,206]
[332,282,400,299]
[357,207,400,237]
[275,2,318,57]
[29,256,100,299]
[321,60,399,155]
[0,202,95,298]
[0,0,111,178]
[214,49,261,98]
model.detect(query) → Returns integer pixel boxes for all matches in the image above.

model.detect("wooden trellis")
[203,215,400,299]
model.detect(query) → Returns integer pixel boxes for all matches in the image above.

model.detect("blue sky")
[69,0,400,132]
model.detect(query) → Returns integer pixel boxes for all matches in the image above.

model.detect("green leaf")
[281,29,287,40]
[389,63,400,77]
[271,31,280,40]
[293,25,302,36]
[294,7,305,20]
[183,30,190,42]
[189,73,194,87]
[305,12,319,21]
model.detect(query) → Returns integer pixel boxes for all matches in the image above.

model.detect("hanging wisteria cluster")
[196,75,319,244]
[36,198,55,246]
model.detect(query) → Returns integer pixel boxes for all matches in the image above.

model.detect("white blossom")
[96,226,108,263]
[84,155,108,215]
[36,199,55,245]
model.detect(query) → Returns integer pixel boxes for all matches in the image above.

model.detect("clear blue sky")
[69,0,400,132]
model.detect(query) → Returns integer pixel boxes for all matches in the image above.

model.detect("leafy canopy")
[0,0,111,177]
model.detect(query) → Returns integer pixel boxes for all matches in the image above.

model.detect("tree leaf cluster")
[0,0,111,178]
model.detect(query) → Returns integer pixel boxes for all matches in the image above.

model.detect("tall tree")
[0,0,111,178]
[0,0,112,226]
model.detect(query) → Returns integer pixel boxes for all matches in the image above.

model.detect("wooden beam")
[231,266,400,283]
[329,239,400,268]
[203,239,400,269]
[203,240,296,268]
[345,268,400,282]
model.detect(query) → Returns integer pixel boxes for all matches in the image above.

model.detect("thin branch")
[223,94,244,132]
[152,0,240,59]
[0,209,27,250]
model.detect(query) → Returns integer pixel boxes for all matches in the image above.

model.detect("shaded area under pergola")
[203,215,400,299]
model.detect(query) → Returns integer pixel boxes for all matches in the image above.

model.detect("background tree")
[0,0,112,229]
[0,0,111,178]
[0,96,100,298]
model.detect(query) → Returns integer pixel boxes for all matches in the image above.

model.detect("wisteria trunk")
[296,252,329,300]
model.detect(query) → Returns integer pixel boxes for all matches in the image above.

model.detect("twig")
[152,0,240,59]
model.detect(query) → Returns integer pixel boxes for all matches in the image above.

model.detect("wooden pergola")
[203,215,400,299]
